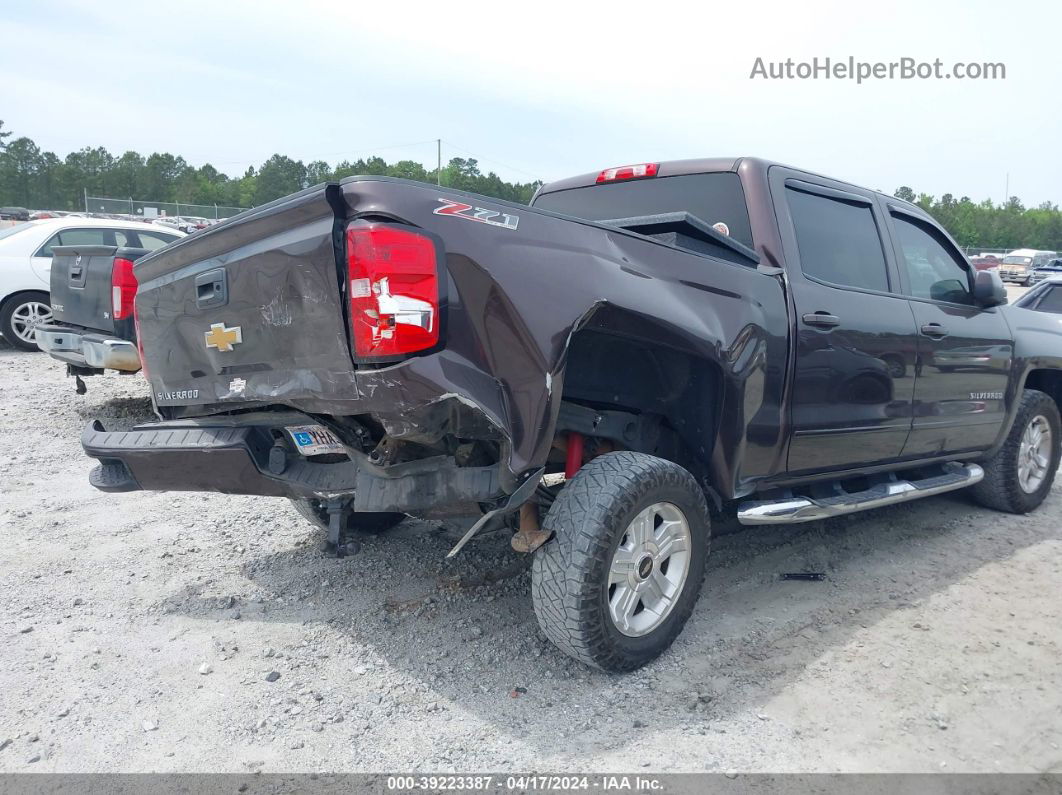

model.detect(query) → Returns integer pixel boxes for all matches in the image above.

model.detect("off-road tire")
[289,498,406,535]
[531,451,710,672]
[1,291,50,352]
[969,389,1061,513]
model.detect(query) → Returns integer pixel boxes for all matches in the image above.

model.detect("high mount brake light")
[596,163,659,183]
[111,257,137,320]
[345,225,440,359]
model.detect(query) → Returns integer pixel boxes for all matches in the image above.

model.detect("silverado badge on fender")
[434,198,519,230]
[204,323,243,352]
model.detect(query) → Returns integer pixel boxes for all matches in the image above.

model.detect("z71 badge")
[434,199,519,230]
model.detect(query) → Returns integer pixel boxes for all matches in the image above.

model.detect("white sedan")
[0,217,184,351]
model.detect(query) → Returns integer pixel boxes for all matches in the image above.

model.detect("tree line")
[2,121,1061,251]
[0,122,540,212]
[894,186,1062,252]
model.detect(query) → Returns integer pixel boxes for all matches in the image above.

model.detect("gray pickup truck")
[78,157,1062,671]
[36,245,146,381]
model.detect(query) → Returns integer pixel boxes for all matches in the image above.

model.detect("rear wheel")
[289,498,406,535]
[1,292,51,352]
[531,452,710,672]
[970,389,1061,513]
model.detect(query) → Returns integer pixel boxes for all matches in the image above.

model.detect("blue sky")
[3,0,1059,203]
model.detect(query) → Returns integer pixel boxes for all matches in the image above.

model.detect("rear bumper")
[81,413,504,515]
[36,325,140,372]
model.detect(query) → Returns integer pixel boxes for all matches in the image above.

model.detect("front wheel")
[970,389,1061,513]
[1,291,52,352]
[531,452,710,672]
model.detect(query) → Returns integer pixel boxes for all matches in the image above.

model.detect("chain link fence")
[962,246,1012,258]
[85,194,249,221]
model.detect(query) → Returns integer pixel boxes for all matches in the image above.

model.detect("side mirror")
[973,268,1007,308]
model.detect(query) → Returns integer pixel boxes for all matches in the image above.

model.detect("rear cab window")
[532,172,754,250]
[784,185,890,293]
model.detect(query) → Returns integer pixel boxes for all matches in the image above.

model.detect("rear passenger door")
[884,205,1013,456]
[771,170,920,474]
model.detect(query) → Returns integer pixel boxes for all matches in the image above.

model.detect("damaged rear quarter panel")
[341,178,788,497]
[135,177,787,500]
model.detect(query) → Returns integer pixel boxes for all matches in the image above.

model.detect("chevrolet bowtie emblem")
[204,323,243,352]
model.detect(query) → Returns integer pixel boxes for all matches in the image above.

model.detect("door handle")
[194,268,228,309]
[921,323,948,338]
[802,312,840,328]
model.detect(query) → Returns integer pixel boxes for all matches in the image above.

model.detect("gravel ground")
[1,315,1060,773]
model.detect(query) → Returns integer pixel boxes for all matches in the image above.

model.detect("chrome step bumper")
[737,463,984,525]
[36,325,140,372]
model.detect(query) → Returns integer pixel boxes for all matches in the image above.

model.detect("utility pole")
[437,139,442,186]
[1004,173,1009,205]
[83,187,88,214]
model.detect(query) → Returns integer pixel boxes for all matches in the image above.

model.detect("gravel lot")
[1,288,1060,774]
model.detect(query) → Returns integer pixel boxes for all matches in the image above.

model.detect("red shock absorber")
[564,431,584,480]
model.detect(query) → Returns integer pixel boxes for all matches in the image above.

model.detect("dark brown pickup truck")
[79,157,1062,670]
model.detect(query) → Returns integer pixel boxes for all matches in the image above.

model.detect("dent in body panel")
[338,180,789,497]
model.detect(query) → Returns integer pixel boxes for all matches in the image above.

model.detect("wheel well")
[1024,369,1062,414]
[560,327,722,473]
[1,289,50,313]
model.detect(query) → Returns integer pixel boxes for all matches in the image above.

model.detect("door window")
[786,187,890,292]
[891,214,974,305]
[1032,285,1062,314]
[35,227,121,257]
[58,228,115,247]
[36,233,62,257]
[136,231,180,251]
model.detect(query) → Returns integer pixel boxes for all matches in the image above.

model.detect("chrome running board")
[737,462,984,525]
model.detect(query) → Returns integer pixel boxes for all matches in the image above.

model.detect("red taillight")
[111,257,137,320]
[596,163,659,183]
[345,225,440,359]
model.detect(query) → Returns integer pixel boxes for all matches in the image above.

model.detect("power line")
[441,140,545,182]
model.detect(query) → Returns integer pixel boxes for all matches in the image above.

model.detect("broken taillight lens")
[345,224,440,359]
[111,257,138,320]
[596,163,659,183]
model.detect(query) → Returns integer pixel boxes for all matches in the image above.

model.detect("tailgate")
[49,245,145,337]
[133,184,357,409]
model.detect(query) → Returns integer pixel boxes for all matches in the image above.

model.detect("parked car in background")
[999,248,1059,284]
[0,218,183,351]
[1029,258,1062,285]
[969,256,1000,271]
[1014,274,1062,313]
[1,207,31,221]
[153,216,182,230]
[36,243,151,380]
